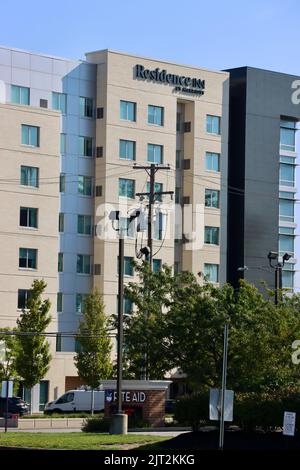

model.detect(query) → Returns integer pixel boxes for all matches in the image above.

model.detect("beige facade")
[86,50,229,316]
[0,103,63,399]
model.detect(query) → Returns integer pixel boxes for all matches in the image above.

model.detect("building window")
[56,334,62,352]
[60,134,66,154]
[205,189,220,208]
[77,215,92,235]
[279,198,294,222]
[206,115,221,135]
[18,289,31,309]
[76,294,87,314]
[80,97,93,118]
[119,217,135,238]
[20,166,39,187]
[204,263,219,283]
[19,248,37,269]
[52,92,67,114]
[282,268,294,289]
[59,213,64,232]
[176,150,181,169]
[204,226,219,245]
[154,212,165,240]
[280,163,295,187]
[57,293,63,313]
[124,257,134,276]
[77,255,91,274]
[279,234,294,257]
[148,105,164,126]
[120,100,136,121]
[280,119,297,152]
[21,125,39,147]
[79,136,93,157]
[20,207,38,228]
[58,253,64,272]
[119,140,136,160]
[124,297,133,315]
[153,259,162,272]
[147,144,163,164]
[60,173,66,193]
[11,85,30,105]
[146,182,163,202]
[78,176,92,196]
[205,152,220,172]
[119,178,135,198]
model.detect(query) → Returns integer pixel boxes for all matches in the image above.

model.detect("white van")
[44,390,105,414]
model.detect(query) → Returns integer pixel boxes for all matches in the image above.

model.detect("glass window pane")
[204,263,219,282]
[280,164,295,186]
[280,128,295,151]
[11,85,20,104]
[205,152,220,172]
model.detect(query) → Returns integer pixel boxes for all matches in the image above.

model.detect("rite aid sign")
[105,390,146,403]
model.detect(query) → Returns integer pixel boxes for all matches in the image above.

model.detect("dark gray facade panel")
[227,66,300,289]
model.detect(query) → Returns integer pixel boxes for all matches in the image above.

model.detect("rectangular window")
[21,125,39,146]
[279,226,295,235]
[148,105,164,126]
[56,334,62,352]
[119,178,135,198]
[279,198,294,222]
[80,97,93,118]
[154,212,164,240]
[60,173,65,193]
[282,268,294,289]
[147,144,163,164]
[204,263,219,283]
[119,217,135,238]
[205,189,220,208]
[58,253,64,272]
[77,215,92,235]
[59,213,64,232]
[124,257,134,276]
[20,166,39,187]
[279,234,294,256]
[18,289,31,309]
[77,255,91,274]
[280,163,295,187]
[146,182,163,202]
[78,176,92,196]
[204,226,220,245]
[52,92,67,114]
[206,115,221,135]
[19,248,37,269]
[120,100,136,121]
[57,293,63,313]
[11,85,30,105]
[205,152,220,172]
[176,150,181,169]
[79,136,93,157]
[280,119,297,152]
[20,207,38,228]
[60,134,66,154]
[76,293,87,314]
[153,259,162,272]
[119,139,136,160]
[124,297,133,315]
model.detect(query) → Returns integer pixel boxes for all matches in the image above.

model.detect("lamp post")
[267,251,291,305]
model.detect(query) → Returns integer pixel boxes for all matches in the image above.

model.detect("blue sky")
[1,0,300,74]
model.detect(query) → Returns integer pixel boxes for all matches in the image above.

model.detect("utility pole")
[134,163,173,380]
[134,163,173,269]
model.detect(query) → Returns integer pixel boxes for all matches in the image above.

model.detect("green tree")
[74,291,112,413]
[15,280,52,409]
[0,329,18,381]
[124,263,300,392]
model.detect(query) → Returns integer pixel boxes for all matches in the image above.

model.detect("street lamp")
[267,251,291,305]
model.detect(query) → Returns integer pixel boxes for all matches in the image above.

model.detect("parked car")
[0,396,29,416]
[44,389,105,414]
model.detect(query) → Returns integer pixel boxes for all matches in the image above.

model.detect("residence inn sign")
[135,64,205,95]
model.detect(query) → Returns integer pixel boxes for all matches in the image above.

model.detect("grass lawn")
[0,433,170,450]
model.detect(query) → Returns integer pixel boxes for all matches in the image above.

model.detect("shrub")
[82,417,110,433]
[128,416,150,428]
[174,392,209,431]
[174,389,300,432]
